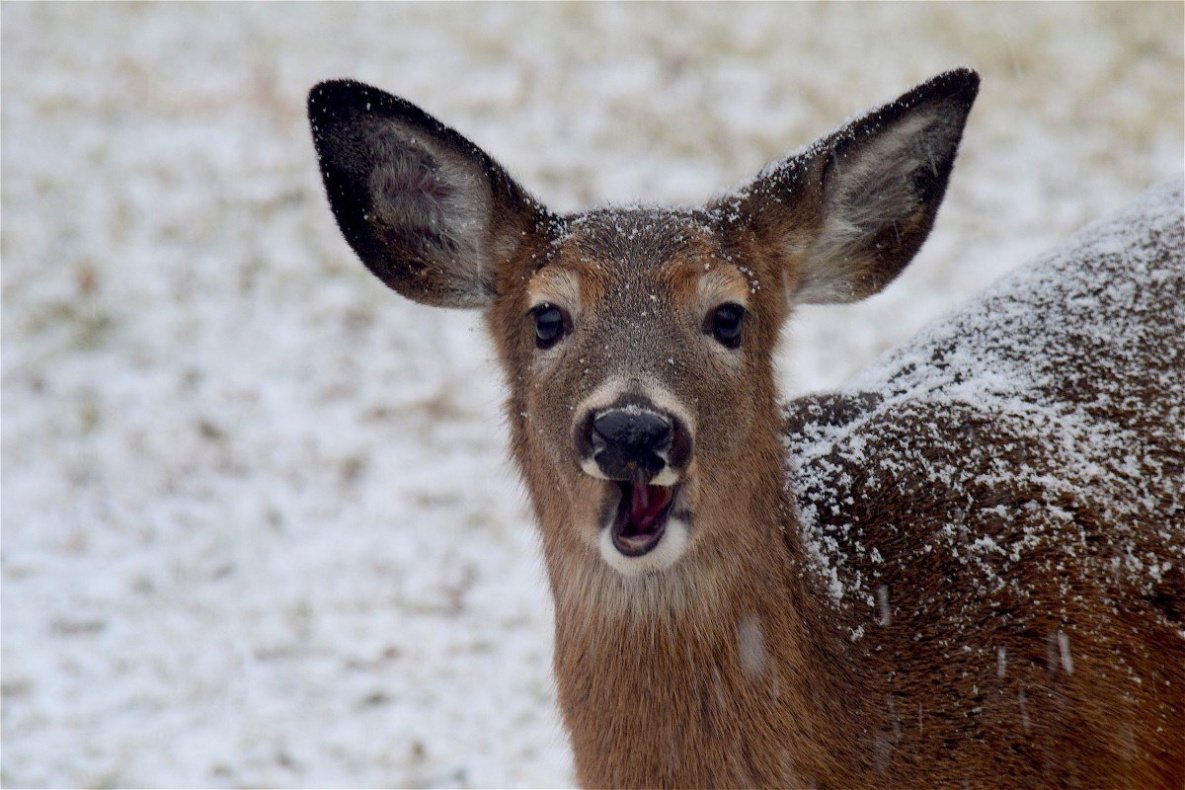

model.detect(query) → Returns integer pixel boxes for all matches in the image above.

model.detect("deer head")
[308,69,979,584]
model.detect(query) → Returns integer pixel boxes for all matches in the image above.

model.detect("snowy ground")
[2,4,1181,787]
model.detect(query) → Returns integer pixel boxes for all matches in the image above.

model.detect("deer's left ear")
[719,69,979,305]
[309,80,548,309]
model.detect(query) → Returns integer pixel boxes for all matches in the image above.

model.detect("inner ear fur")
[719,68,980,305]
[309,80,547,309]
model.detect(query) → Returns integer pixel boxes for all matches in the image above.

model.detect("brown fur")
[309,71,1184,787]
[522,185,1185,790]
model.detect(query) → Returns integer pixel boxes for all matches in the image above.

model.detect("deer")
[308,69,1185,787]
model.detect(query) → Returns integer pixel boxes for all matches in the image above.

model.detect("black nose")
[590,408,673,480]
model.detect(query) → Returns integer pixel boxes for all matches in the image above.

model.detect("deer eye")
[706,303,745,349]
[531,303,570,350]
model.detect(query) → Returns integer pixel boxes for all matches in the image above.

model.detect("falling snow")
[3,3,1182,787]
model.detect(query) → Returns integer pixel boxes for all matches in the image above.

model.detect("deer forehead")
[526,211,752,318]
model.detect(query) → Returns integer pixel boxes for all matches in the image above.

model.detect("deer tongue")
[628,474,673,532]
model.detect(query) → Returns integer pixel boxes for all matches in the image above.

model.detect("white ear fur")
[723,69,979,307]
[365,122,495,294]
[309,80,544,309]
[799,111,954,303]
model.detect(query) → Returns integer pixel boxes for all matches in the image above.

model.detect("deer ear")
[723,69,979,305]
[309,80,547,309]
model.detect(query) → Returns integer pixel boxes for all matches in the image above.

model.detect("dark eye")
[706,303,745,349]
[531,303,570,350]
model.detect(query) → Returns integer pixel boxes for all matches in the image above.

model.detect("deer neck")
[540,443,861,787]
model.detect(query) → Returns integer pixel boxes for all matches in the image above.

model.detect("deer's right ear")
[309,80,547,309]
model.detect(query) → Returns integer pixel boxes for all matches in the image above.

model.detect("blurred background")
[2,3,1181,787]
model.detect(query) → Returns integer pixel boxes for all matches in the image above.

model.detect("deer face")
[491,209,790,575]
[309,70,978,576]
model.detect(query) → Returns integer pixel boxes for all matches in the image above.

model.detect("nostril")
[575,412,598,458]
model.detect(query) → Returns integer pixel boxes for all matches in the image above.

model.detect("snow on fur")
[788,179,1184,624]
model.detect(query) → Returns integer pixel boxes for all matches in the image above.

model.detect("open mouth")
[609,476,677,556]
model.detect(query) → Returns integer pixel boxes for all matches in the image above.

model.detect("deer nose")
[588,408,673,481]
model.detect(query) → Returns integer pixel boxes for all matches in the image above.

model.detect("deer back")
[784,178,1185,786]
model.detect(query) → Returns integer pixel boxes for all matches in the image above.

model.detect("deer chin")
[598,480,691,576]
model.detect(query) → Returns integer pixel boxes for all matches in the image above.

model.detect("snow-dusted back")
[788,179,1184,624]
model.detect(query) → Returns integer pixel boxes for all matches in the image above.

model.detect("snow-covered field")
[2,4,1181,787]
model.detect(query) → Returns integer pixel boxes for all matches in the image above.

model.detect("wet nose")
[590,408,673,480]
